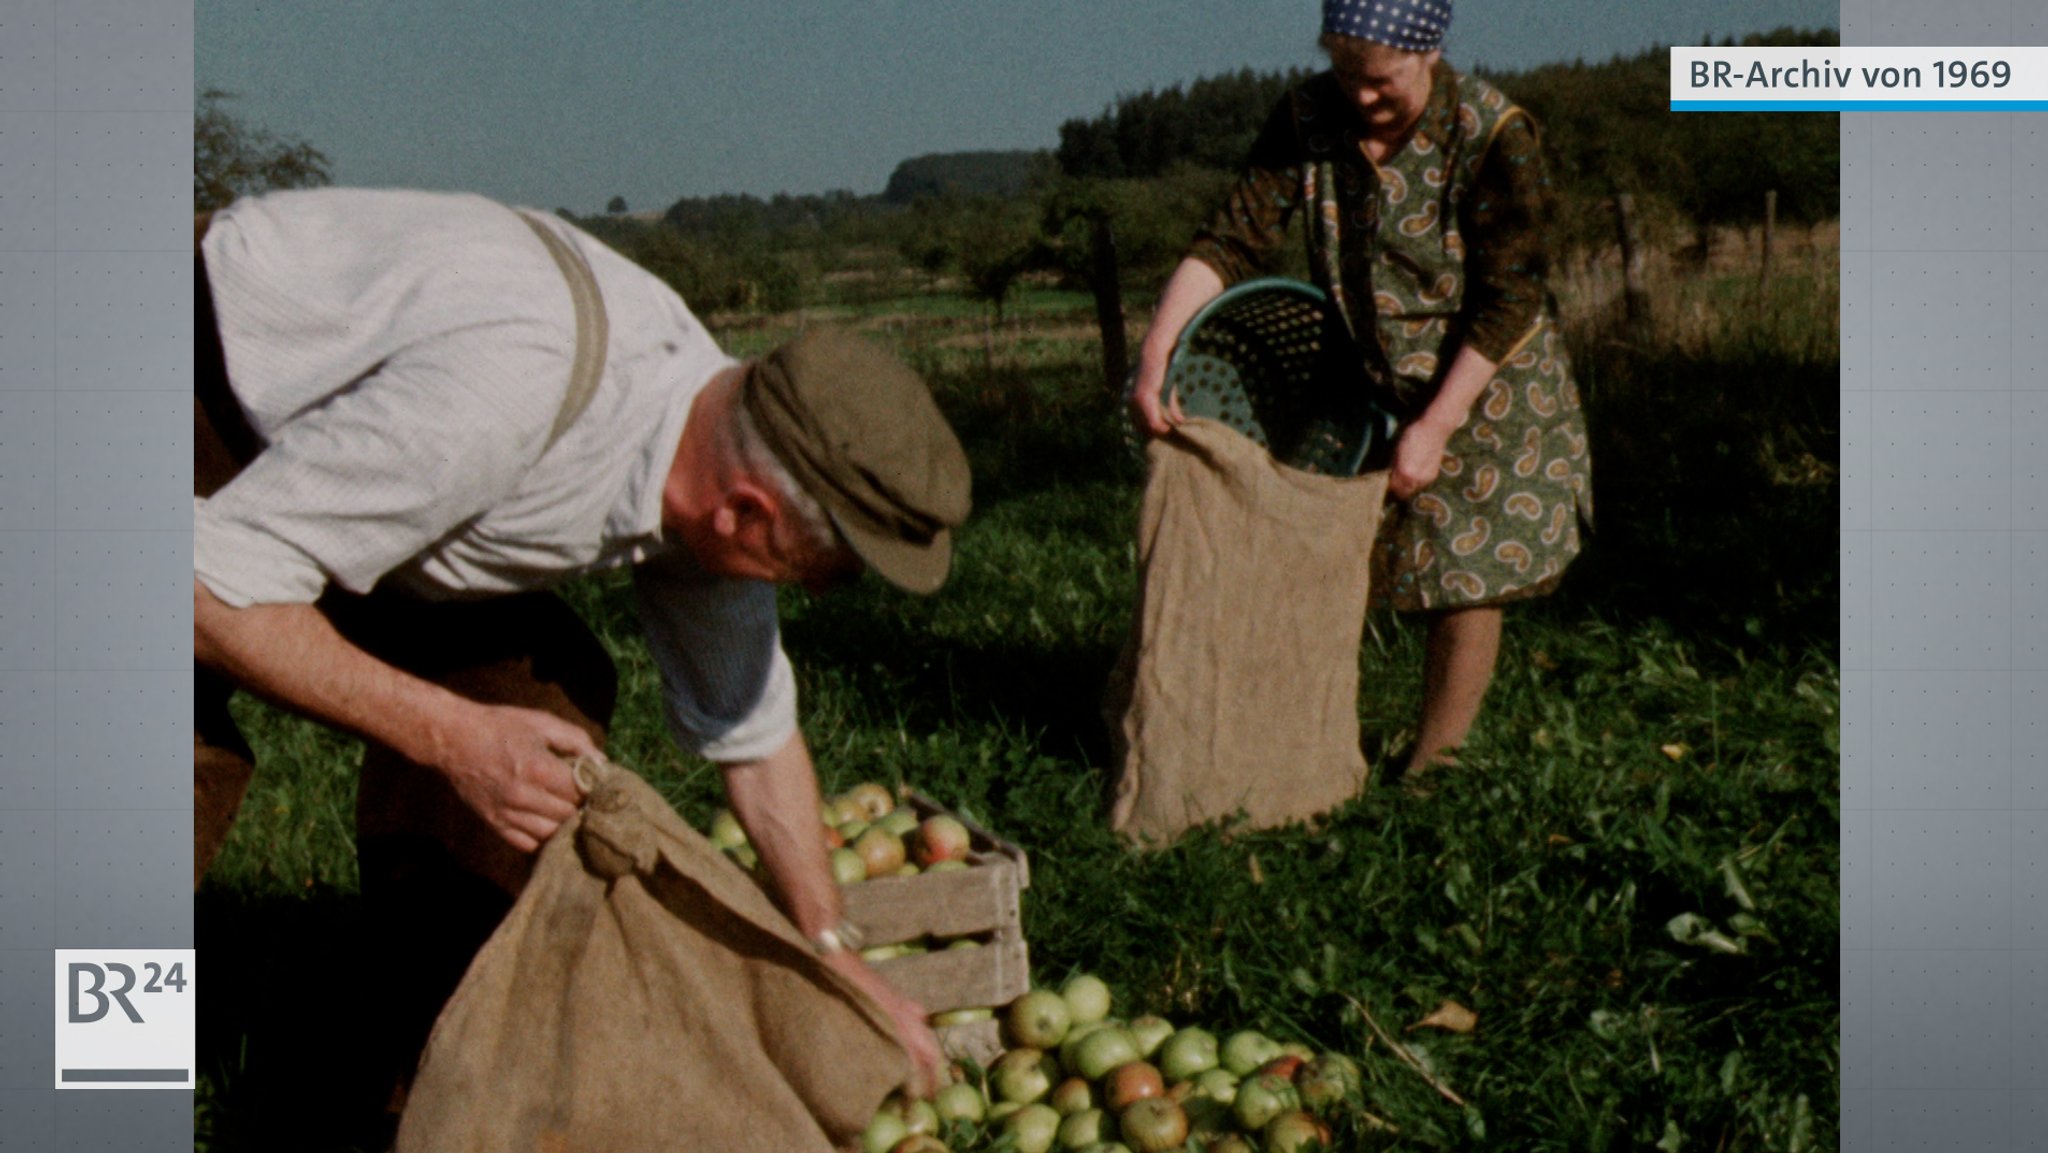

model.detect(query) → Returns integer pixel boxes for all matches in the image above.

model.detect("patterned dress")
[1188,62,1592,610]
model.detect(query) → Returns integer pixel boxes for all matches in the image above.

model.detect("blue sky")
[196,1,1837,214]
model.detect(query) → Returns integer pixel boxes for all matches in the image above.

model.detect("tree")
[193,89,331,212]
[607,195,628,215]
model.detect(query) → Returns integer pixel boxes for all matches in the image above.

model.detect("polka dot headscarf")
[1321,0,1452,52]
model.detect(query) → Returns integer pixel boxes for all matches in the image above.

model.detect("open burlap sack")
[393,763,908,1153]
[1108,419,1389,846]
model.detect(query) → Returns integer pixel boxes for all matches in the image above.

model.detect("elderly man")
[192,188,966,1095]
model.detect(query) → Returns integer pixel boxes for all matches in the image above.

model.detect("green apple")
[1117,1097,1189,1153]
[1004,1102,1062,1153]
[1192,1067,1240,1104]
[1294,1052,1362,1113]
[1158,1027,1220,1080]
[1008,988,1074,1049]
[1219,1030,1283,1077]
[1261,1110,1330,1153]
[707,809,747,850]
[1049,1076,1096,1115]
[1057,1107,1117,1150]
[1060,974,1113,1025]
[933,1080,986,1124]
[1071,1026,1143,1081]
[1127,1015,1175,1058]
[993,1047,1060,1104]
[1230,1072,1299,1131]
[876,807,920,837]
[859,1110,908,1153]
[829,847,867,885]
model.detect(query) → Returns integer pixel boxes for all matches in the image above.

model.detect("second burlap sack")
[394,764,909,1153]
[1108,419,1389,845]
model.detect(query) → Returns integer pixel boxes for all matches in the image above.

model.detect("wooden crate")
[840,791,1029,1065]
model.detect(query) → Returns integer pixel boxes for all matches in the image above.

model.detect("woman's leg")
[1406,605,1503,777]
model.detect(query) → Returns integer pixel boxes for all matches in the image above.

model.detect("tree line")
[196,26,1839,323]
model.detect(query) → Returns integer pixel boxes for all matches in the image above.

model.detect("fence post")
[1613,193,1650,341]
[1089,214,1130,393]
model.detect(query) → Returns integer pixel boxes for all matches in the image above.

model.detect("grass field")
[196,244,1839,1152]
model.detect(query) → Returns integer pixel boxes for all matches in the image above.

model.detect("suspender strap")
[514,210,609,450]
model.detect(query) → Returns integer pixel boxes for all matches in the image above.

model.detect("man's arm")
[722,730,946,1097]
[194,580,592,851]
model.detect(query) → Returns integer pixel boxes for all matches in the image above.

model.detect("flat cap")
[743,329,971,594]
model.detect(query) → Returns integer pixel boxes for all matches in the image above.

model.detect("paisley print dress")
[1188,63,1592,610]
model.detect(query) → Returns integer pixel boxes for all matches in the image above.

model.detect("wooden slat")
[870,935,1030,1013]
[841,857,1023,945]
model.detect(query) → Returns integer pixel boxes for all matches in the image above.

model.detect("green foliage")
[194,89,331,212]
[1057,68,1309,179]
[1053,29,1840,246]
[883,151,1054,203]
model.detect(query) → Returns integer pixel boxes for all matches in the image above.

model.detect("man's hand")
[1388,419,1454,501]
[429,702,597,852]
[823,948,948,1098]
[195,582,596,854]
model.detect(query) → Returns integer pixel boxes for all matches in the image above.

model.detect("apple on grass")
[1219,1029,1284,1077]
[1117,1097,1189,1153]
[1261,1110,1332,1153]
[1127,1015,1175,1058]
[1103,1061,1166,1111]
[1002,1102,1062,1153]
[1057,1107,1117,1149]
[1230,1072,1300,1132]
[1048,1076,1095,1115]
[1059,973,1113,1025]
[993,1047,1060,1105]
[1070,1025,1142,1081]
[859,1110,907,1153]
[1007,988,1073,1049]
[931,1080,986,1124]
[1158,1026,1220,1080]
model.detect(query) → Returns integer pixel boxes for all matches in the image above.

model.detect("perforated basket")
[1163,278,1397,476]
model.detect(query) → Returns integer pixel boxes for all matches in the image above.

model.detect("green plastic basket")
[1163,278,1397,476]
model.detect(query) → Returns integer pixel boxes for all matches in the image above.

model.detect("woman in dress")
[1129,0,1592,780]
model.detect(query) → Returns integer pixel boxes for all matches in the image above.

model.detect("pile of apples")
[706,781,979,885]
[859,974,1365,1153]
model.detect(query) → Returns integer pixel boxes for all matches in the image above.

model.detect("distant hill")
[881,150,1049,204]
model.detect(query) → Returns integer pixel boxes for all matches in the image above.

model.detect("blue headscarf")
[1321,0,1452,52]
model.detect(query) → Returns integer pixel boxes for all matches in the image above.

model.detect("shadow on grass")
[197,864,503,1153]
[195,887,398,1153]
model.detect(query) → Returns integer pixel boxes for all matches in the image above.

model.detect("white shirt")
[195,188,796,762]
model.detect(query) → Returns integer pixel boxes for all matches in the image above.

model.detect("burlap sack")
[1108,419,1389,845]
[394,764,909,1153]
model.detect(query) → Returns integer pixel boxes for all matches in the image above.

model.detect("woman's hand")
[1126,354,1186,438]
[1388,418,1455,501]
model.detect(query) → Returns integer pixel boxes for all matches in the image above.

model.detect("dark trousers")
[193,222,617,1100]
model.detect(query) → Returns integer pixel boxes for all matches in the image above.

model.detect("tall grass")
[198,235,1839,1152]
